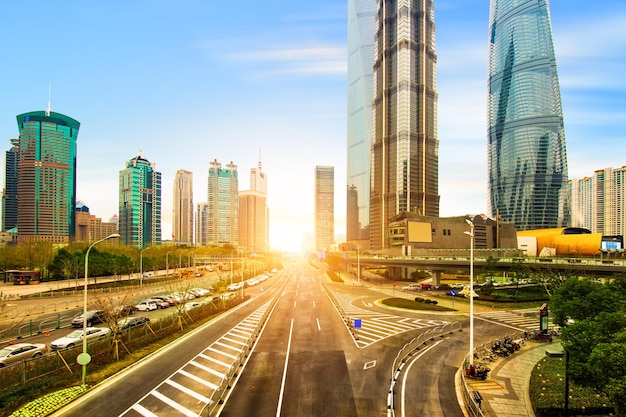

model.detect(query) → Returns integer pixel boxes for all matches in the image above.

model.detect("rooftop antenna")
[45,84,51,116]
[258,148,262,170]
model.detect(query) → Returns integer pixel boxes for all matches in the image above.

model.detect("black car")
[71,310,105,327]
[118,316,150,330]
[111,305,137,317]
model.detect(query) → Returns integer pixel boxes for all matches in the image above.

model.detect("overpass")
[333,253,626,285]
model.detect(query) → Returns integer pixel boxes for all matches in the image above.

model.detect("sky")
[1,0,625,251]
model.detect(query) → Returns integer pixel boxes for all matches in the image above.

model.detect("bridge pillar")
[430,270,442,287]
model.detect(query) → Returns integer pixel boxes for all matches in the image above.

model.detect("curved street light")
[81,233,120,386]
[179,249,189,272]
[166,251,172,277]
[464,219,475,366]
[140,246,151,287]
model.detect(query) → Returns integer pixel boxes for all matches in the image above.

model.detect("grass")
[530,355,615,416]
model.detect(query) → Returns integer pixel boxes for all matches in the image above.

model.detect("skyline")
[1,0,625,251]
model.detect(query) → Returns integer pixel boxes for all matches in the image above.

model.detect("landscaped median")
[8,386,87,417]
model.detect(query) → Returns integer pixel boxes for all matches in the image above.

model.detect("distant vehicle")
[184,301,202,311]
[0,343,48,367]
[271,268,278,274]
[420,283,434,290]
[135,300,158,312]
[71,310,105,328]
[219,292,236,301]
[151,295,175,306]
[147,298,170,309]
[111,305,136,317]
[227,282,243,291]
[450,283,464,290]
[50,327,111,351]
[118,316,150,330]
[402,283,422,292]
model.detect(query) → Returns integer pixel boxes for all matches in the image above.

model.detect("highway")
[38,260,525,417]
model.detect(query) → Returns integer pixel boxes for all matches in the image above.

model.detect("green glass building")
[119,152,162,247]
[12,111,80,244]
[488,0,569,230]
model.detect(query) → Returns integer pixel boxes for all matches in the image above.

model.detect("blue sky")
[1,0,625,251]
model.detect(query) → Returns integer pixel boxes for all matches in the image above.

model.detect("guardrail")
[387,321,462,416]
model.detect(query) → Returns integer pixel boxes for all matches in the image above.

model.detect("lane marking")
[276,318,294,417]
[399,341,443,417]
[316,317,321,331]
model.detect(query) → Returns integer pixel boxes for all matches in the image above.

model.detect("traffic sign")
[354,318,362,329]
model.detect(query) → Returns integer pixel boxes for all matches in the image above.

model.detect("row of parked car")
[226,273,271,291]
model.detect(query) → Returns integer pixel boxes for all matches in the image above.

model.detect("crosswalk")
[120,302,271,417]
[476,309,553,332]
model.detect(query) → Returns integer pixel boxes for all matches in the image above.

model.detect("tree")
[550,277,621,326]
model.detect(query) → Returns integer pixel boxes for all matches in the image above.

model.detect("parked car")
[183,301,202,311]
[450,283,464,290]
[226,282,243,291]
[219,292,236,301]
[147,299,170,309]
[151,295,175,306]
[402,283,422,292]
[71,310,105,327]
[50,327,111,351]
[111,305,137,317]
[0,343,48,368]
[118,316,150,330]
[135,300,158,312]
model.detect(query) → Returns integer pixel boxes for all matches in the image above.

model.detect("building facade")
[207,159,238,245]
[369,0,440,251]
[570,167,626,237]
[315,166,334,251]
[239,190,267,252]
[487,0,569,231]
[74,202,118,243]
[173,170,193,245]
[195,203,208,247]
[118,152,162,247]
[347,0,376,244]
[8,111,80,244]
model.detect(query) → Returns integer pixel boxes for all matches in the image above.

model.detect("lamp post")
[166,251,172,277]
[357,245,361,286]
[464,219,475,365]
[179,249,188,275]
[81,233,120,386]
[140,247,151,287]
[229,248,237,285]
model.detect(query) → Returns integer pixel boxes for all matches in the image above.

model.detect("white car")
[135,300,158,311]
[226,282,243,291]
[183,301,202,311]
[0,343,48,367]
[50,327,111,350]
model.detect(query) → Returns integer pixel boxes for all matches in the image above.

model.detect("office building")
[8,111,80,244]
[369,0,440,250]
[315,166,334,251]
[173,170,193,245]
[119,151,162,247]
[487,0,569,230]
[74,202,118,243]
[239,158,269,252]
[195,203,208,247]
[207,159,238,245]
[347,0,376,244]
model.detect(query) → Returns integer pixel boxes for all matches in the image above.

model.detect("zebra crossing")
[120,303,270,417]
[476,309,553,332]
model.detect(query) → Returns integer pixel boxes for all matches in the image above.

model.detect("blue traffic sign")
[450,290,456,296]
[354,318,362,328]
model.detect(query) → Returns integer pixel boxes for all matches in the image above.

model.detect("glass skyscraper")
[207,159,238,245]
[487,0,569,230]
[10,111,80,244]
[347,0,376,243]
[315,166,334,251]
[369,0,439,250]
[119,152,162,247]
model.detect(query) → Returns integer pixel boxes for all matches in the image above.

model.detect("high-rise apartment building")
[315,166,334,251]
[487,0,569,231]
[369,0,439,250]
[173,170,193,245]
[119,151,162,247]
[347,0,376,244]
[195,203,208,247]
[570,167,626,237]
[7,111,80,244]
[74,202,118,243]
[207,159,238,245]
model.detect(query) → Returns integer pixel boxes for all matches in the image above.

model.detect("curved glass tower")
[487,0,569,231]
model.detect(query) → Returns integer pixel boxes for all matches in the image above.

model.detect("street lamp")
[464,219,475,366]
[356,245,361,286]
[166,251,172,277]
[140,247,151,287]
[81,233,120,386]
[179,249,189,272]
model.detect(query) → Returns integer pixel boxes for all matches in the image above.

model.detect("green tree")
[550,278,621,326]
[588,342,626,389]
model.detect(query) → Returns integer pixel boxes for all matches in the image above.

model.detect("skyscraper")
[195,203,208,247]
[9,111,80,244]
[487,0,569,231]
[315,166,334,251]
[369,0,439,250]
[119,151,162,247]
[347,0,376,244]
[239,157,269,252]
[2,138,19,232]
[173,170,193,244]
[207,159,238,245]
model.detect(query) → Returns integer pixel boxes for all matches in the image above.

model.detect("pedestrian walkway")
[466,340,561,417]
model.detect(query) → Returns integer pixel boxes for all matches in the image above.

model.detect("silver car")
[0,343,48,367]
[50,327,111,351]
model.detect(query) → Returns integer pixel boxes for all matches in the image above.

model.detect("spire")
[258,148,262,170]
[45,84,51,116]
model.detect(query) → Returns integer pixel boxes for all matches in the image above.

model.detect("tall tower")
[487,0,569,230]
[207,159,238,245]
[118,151,162,247]
[347,0,376,243]
[11,111,80,244]
[315,166,334,251]
[173,170,193,244]
[2,138,19,232]
[369,0,439,250]
[239,156,269,252]
[195,202,208,247]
